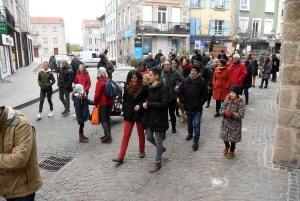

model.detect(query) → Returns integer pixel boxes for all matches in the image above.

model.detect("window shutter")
[224,20,229,36]
[200,0,206,8]
[265,0,275,12]
[196,19,201,35]
[190,18,196,35]
[210,0,216,8]
[209,20,215,35]
[225,0,230,10]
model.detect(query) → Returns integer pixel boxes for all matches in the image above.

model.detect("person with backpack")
[93,67,115,143]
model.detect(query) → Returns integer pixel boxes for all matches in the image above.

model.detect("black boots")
[176,107,181,117]
[171,125,176,133]
[192,142,198,151]
[186,134,193,140]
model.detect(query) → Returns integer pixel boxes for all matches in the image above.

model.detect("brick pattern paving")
[1,77,300,201]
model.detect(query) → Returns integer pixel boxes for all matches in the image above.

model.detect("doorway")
[54,48,58,55]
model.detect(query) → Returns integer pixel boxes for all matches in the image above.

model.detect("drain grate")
[39,156,73,172]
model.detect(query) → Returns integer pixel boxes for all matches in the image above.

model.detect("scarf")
[127,82,142,98]
[263,61,269,71]
[189,73,201,80]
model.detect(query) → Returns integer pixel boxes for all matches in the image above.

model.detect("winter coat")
[70,59,83,75]
[154,53,164,65]
[144,58,156,69]
[169,53,176,60]
[161,68,183,101]
[212,66,231,100]
[181,63,192,78]
[0,108,42,199]
[106,61,115,79]
[178,74,208,113]
[252,60,258,76]
[217,54,228,61]
[272,58,280,73]
[74,72,91,94]
[173,65,184,77]
[142,76,169,132]
[207,65,216,87]
[57,64,74,91]
[199,66,209,83]
[202,57,211,67]
[97,60,106,69]
[38,69,55,90]
[229,61,247,87]
[139,69,150,76]
[219,96,245,142]
[262,61,273,79]
[123,84,148,121]
[191,54,202,64]
[242,59,253,88]
[93,76,115,106]
[73,95,94,125]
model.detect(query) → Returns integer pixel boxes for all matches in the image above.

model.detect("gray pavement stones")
[1,75,300,201]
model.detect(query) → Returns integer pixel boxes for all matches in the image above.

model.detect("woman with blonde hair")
[159,56,166,70]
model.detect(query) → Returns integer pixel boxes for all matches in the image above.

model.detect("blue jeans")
[145,127,164,162]
[6,193,35,201]
[187,112,202,143]
[242,87,249,102]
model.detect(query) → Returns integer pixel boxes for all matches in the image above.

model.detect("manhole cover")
[213,178,225,186]
[39,156,73,172]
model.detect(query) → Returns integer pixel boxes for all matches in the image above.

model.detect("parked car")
[49,55,71,72]
[78,51,116,67]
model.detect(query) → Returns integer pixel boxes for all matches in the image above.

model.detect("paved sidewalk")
[1,76,299,201]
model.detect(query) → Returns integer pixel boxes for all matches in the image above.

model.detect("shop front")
[0,34,14,79]
[190,36,232,53]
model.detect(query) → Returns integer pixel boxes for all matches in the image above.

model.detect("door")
[156,37,168,58]
[54,48,58,55]
[34,48,39,57]
[0,46,10,79]
[158,7,167,31]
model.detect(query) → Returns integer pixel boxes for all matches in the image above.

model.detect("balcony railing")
[136,20,190,35]
[33,42,41,47]
[32,31,39,36]
[214,30,224,36]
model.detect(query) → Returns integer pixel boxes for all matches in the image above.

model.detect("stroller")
[110,81,125,116]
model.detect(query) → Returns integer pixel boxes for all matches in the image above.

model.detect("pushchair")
[110,81,125,116]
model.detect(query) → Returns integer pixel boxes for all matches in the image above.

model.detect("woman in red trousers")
[112,70,149,163]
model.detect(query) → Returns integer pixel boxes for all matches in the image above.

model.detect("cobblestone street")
[1,75,300,201]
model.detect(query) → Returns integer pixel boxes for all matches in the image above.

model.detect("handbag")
[90,107,100,125]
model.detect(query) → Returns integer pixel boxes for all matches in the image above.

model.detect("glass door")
[158,7,167,32]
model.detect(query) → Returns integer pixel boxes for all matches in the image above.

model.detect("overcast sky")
[29,0,105,45]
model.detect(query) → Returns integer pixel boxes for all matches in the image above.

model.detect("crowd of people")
[0,46,280,200]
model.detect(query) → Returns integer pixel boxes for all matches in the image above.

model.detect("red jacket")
[229,61,247,87]
[139,69,150,76]
[213,66,231,100]
[93,76,115,106]
[74,72,91,94]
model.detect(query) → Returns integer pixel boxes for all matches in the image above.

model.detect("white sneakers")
[48,111,54,117]
[37,111,54,120]
[36,113,41,120]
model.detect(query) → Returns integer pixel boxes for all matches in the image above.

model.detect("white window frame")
[43,27,47,32]
[128,7,131,26]
[123,10,126,28]
[53,37,57,43]
[44,48,48,55]
[240,0,250,10]
[215,20,224,36]
[239,17,249,33]
[32,26,36,32]
[95,48,99,52]
[265,0,275,13]
[264,19,273,34]
[252,18,262,38]
[119,13,122,29]
[53,27,57,32]
[216,0,225,8]
[89,29,93,34]
[95,38,98,44]
[89,38,93,44]
[281,2,285,17]
[43,37,47,43]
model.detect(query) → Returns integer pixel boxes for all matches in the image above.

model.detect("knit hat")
[220,49,225,53]
[230,85,240,97]
[97,67,108,77]
[194,60,201,64]
[190,65,200,73]
[74,84,85,94]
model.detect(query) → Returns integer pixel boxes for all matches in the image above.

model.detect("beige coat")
[0,106,42,199]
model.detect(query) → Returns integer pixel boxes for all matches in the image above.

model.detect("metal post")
[141,33,144,59]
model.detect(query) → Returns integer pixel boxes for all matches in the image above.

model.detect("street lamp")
[139,23,146,57]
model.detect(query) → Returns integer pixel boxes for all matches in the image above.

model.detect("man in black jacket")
[194,60,209,83]
[217,49,228,61]
[57,59,74,117]
[178,65,208,150]
[144,52,156,69]
[70,54,83,78]
[154,49,164,66]
[191,50,202,65]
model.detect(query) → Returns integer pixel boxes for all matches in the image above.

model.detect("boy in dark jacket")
[178,65,208,150]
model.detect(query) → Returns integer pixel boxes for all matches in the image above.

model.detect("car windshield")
[55,55,70,61]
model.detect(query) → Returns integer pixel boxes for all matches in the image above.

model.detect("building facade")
[98,14,106,53]
[82,19,101,52]
[233,0,280,54]
[276,0,285,45]
[190,0,233,52]
[105,0,117,60]
[30,17,66,61]
[0,0,32,79]
[116,0,190,62]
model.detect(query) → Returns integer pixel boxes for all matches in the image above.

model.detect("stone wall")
[273,0,300,168]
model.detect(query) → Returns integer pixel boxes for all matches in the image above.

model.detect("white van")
[78,51,100,67]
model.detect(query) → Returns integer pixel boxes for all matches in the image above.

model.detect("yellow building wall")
[190,1,233,36]
[276,0,284,39]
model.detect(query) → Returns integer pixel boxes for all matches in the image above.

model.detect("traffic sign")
[269,40,275,48]
[0,22,8,34]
